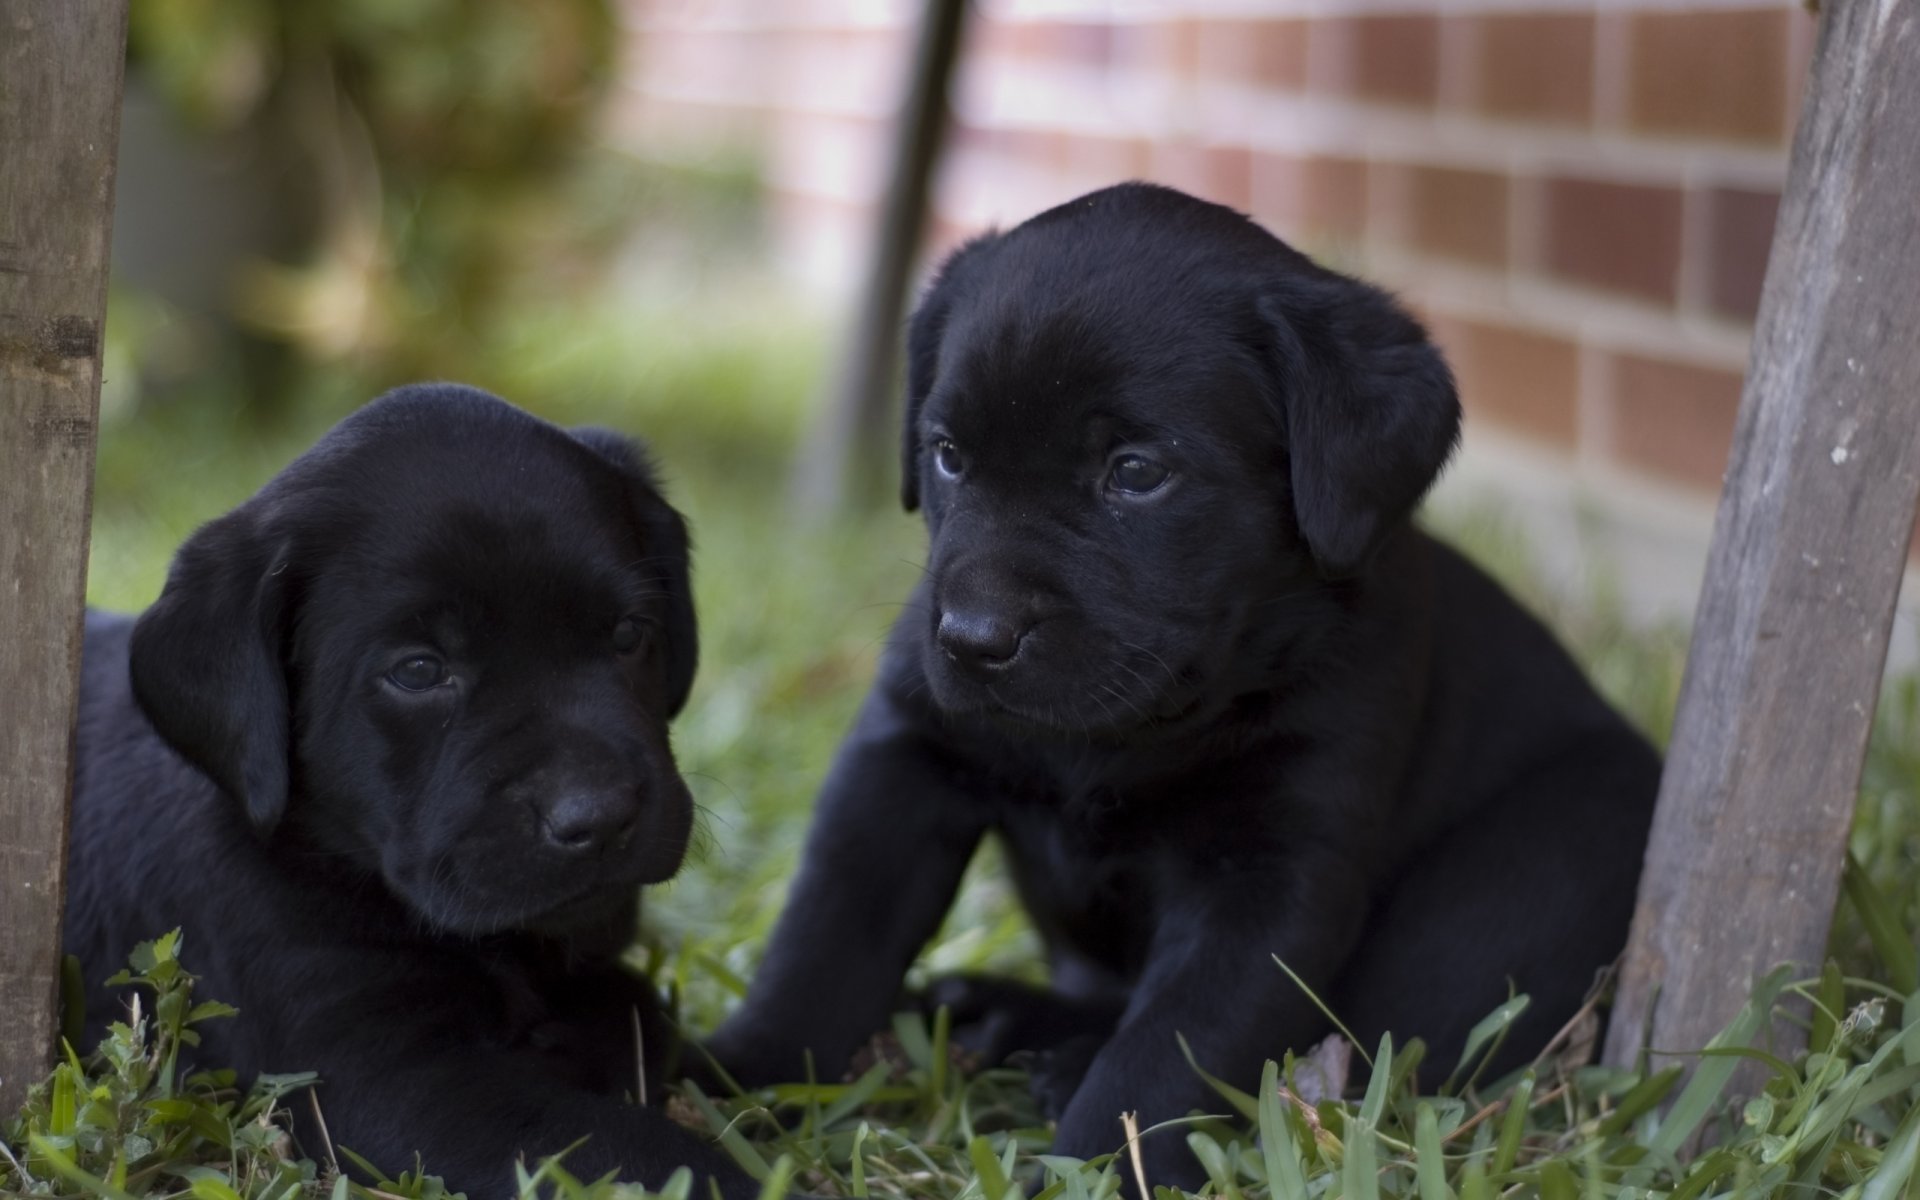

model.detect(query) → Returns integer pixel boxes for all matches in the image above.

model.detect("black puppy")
[709,184,1660,1185]
[66,384,751,1197]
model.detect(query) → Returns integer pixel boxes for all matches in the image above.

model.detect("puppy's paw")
[686,1027,791,1094]
[1023,1033,1104,1120]
[919,973,1060,1064]
[920,973,1126,1064]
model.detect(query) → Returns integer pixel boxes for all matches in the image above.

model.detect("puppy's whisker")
[1099,682,1151,727]
[1119,642,1179,686]
[682,771,742,809]
[1110,657,1160,698]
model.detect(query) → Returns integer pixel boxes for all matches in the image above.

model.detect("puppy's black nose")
[541,789,639,855]
[937,609,1027,677]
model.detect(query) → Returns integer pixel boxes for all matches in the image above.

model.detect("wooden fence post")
[0,0,130,1111]
[792,0,968,516]
[1604,1,1920,1070]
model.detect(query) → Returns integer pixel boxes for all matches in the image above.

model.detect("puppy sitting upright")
[710,184,1661,1184]
[67,385,750,1197]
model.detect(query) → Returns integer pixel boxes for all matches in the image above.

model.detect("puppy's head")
[899,183,1459,735]
[130,383,700,936]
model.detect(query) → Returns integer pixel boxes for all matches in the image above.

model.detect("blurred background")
[91,0,1917,1016]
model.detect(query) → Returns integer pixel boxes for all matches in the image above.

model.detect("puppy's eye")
[932,437,964,478]
[612,616,646,655]
[1108,454,1171,495]
[387,655,449,692]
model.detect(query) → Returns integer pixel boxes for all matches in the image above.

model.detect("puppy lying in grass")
[66,384,751,1197]
[709,183,1662,1189]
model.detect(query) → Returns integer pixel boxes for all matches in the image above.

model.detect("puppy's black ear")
[902,232,1002,511]
[1259,272,1461,577]
[130,509,294,831]
[571,428,699,716]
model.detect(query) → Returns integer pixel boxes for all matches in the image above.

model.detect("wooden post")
[792,0,968,515]
[0,0,130,1110]
[1604,1,1920,1070]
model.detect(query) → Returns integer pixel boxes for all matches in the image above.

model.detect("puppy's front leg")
[1051,870,1368,1194]
[253,947,760,1199]
[706,686,990,1085]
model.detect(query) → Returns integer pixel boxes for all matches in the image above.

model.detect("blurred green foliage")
[122,0,643,387]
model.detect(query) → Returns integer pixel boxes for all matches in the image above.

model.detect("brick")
[1208,146,1253,212]
[992,21,1115,66]
[1249,153,1371,242]
[947,121,993,160]
[1703,186,1781,322]
[1249,152,1309,241]
[1542,177,1684,304]
[1470,13,1594,125]
[992,128,1068,170]
[1117,19,1198,78]
[1405,166,1509,268]
[1357,15,1440,106]
[1062,133,1153,185]
[1785,10,1816,130]
[1625,9,1791,144]
[1308,15,1438,106]
[1607,353,1746,490]
[925,215,976,261]
[1303,156,1370,238]
[1150,143,1253,211]
[969,18,1023,62]
[1197,19,1309,90]
[1428,316,1580,448]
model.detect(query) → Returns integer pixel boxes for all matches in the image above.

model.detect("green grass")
[15,285,1920,1199]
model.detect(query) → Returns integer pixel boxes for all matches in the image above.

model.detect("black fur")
[67,383,750,1197]
[710,184,1660,1188]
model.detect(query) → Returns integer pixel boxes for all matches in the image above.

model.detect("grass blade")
[1413,1103,1453,1200]
[1358,1034,1394,1127]
[1491,1072,1534,1177]
[1446,995,1530,1093]
[1810,960,1846,1054]
[1863,1099,1920,1200]
[968,1135,1011,1200]
[1647,965,1793,1165]
[1177,1033,1258,1122]
[1341,1116,1380,1200]
[1272,957,1371,1069]
[1258,1060,1309,1200]
[1596,1065,1683,1136]
[1845,853,1920,995]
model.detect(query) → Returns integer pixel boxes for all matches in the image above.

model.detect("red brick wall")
[616,0,1816,514]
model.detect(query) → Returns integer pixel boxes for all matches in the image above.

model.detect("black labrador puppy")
[66,384,751,1197]
[708,184,1661,1185]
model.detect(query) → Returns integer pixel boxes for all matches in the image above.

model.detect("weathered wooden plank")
[0,0,130,1111]
[793,0,968,514]
[1604,0,1920,1070]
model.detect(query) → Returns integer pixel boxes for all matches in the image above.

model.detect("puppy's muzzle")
[937,608,1032,680]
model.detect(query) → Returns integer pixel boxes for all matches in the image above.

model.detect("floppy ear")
[1258,272,1461,577]
[902,232,1002,512]
[130,508,294,832]
[571,427,699,716]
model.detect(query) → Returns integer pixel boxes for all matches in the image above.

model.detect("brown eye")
[613,616,645,655]
[1108,454,1170,495]
[388,655,448,692]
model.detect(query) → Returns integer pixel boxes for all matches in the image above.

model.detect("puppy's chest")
[986,770,1191,968]
[982,756,1290,970]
